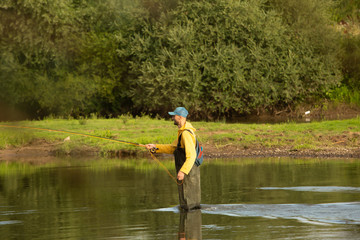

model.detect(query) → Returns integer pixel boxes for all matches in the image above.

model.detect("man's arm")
[156,144,176,154]
[145,138,177,154]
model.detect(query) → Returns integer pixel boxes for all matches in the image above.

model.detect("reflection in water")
[153,207,203,239]
[178,209,202,240]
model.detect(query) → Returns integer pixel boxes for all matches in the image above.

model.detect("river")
[0,157,359,239]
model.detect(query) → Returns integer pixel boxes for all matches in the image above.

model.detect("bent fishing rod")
[0,124,180,184]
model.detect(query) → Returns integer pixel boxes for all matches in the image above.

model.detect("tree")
[0,0,94,118]
[128,0,342,118]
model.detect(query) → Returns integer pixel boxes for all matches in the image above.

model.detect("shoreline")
[1,142,359,162]
[1,117,360,162]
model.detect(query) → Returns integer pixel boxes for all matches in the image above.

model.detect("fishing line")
[149,151,183,185]
[0,124,182,185]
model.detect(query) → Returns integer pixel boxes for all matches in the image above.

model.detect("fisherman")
[145,107,201,210]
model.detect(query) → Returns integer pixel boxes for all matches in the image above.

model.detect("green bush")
[339,35,360,90]
[0,0,90,117]
[328,85,360,106]
[331,0,360,23]
[128,0,342,118]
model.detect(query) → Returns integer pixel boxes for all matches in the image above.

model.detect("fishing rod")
[0,124,145,147]
[0,124,180,184]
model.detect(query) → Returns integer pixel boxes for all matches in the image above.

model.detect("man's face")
[172,115,181,125]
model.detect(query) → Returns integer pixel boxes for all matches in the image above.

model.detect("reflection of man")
[178,209,202,240]
[145,107,201,210]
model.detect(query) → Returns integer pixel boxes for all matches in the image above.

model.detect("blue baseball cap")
[168,107,188,118]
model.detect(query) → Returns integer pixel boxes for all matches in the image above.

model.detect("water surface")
[0,157,359,239]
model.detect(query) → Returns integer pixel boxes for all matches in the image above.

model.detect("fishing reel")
[150,147,159,153]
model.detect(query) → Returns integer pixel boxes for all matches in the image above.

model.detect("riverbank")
[1,117,360,161]
[1,140,359,162]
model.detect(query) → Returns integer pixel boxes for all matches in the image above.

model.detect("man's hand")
[145,144,156,150]
[177,171,185,181]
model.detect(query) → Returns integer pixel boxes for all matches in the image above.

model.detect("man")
[146,107,201,210]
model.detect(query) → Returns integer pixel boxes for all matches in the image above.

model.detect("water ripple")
[0,220,22,225]
[200,202,360,225]
[0,210,37,216]
[154,202,360,225]
[258,186,360,193]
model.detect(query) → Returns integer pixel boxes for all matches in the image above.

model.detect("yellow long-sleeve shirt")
[156,122,197,175]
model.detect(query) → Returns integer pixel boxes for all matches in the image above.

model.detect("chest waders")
[174,130,201,210]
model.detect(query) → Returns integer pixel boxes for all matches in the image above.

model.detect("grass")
[0,115,360,154]
[329,86,360,107]
[201,117,360,151]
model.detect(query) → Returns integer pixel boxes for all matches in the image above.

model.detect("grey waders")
[174,131,201,210]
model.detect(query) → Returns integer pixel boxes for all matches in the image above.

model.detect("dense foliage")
[0,0,358,119]
[0,0,94,117]
[129,0,341,118]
